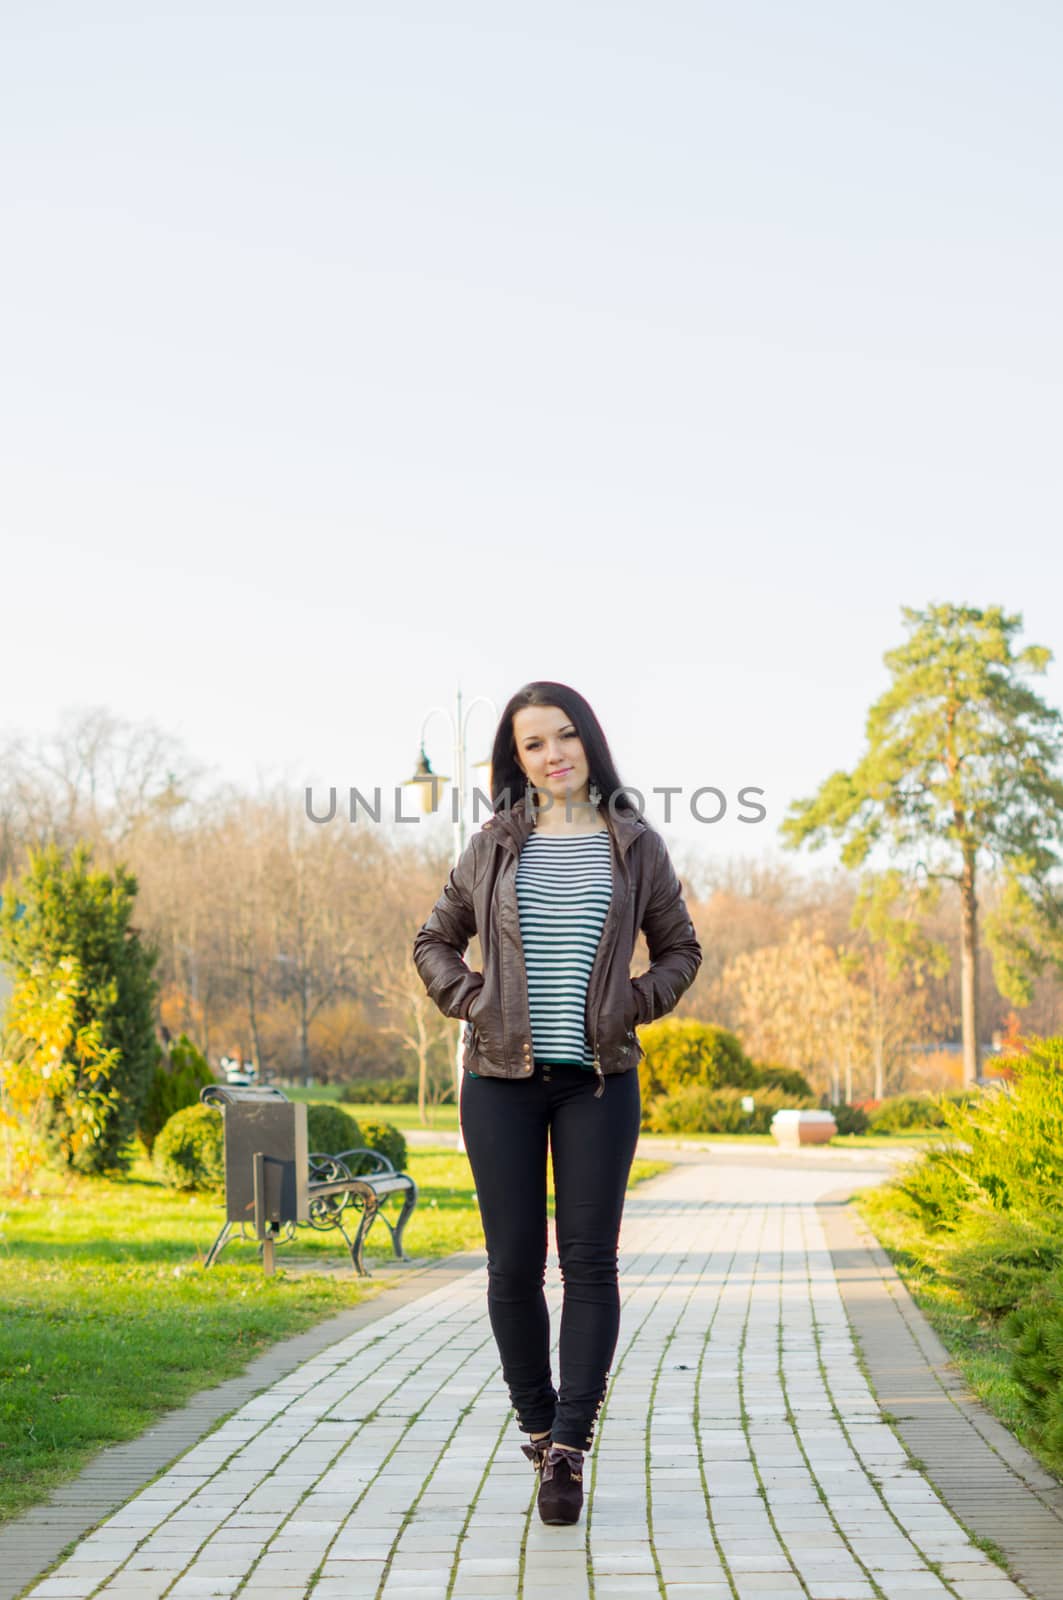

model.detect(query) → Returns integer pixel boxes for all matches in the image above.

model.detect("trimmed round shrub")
[638,1019,758,1111]
[139,1033,215,1155]
[756,1063,815,1098]
[153,1104,224,1191]
[305,1101,362,1158]
[352,1119,407,1174]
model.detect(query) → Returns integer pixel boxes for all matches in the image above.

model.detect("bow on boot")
[536,1443,584,1525]
[520,1435,552,1476]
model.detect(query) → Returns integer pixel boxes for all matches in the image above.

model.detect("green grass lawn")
[853,1183,1060,1478]
[0,1145,671,1524]
[333,1099,461,1131]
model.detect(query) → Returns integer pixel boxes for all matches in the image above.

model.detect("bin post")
[252,1151,276,1276]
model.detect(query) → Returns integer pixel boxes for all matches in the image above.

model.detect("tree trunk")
[299,976,311,1082]
[245,966,264,1079]
[960,847,981,1087]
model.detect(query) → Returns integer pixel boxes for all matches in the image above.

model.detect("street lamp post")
[406,686,497,1153]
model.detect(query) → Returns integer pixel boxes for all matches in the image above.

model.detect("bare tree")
[268,814,380,1080]
[0,705,202,863]
[715,921,858,1099]
[367,838,462,1122]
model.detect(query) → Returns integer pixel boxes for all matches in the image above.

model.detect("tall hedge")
[0,843,160,1173]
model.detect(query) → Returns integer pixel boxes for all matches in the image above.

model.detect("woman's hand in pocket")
[463,976,485,1024]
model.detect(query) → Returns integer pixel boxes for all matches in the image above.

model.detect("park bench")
[199,1084,418,1276]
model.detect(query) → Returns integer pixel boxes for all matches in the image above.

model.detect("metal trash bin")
[200,1084,308,1273]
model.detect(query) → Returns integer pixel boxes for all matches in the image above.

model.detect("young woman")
[412,681,702,1526]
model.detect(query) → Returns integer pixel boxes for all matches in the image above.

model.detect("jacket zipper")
[586,837,626,1100]
[505,855,534,1078]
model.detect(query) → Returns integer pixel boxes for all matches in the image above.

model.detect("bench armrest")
[331,1147,396,1176]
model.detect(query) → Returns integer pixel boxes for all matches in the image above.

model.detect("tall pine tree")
[781,604,1063,1085]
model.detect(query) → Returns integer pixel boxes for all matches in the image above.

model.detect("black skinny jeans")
[459,1059,642,1453]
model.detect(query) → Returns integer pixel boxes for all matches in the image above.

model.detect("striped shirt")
[516,828,613,1070]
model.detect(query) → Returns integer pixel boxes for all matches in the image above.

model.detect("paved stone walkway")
[15,1157,1049,1600]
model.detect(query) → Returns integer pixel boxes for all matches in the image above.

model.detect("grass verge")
[0,1145,671,1522]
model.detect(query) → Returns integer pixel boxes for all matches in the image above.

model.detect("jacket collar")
[480,802,648,858]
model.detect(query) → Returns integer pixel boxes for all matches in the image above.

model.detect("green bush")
[830,1103,870,1136]
[898,1044,1063,1232]
[305,1102,362,1158]
[352,1119,408,1174]
[756,1063,815,1097]
[1004,1268,1063,1459]
[894,1148,972,1234]
[139,1034,215,1155]
[867,1092,973,1134]
[153,1104,224,1191]
[863,1037,1063,1465]
[939,1208,1063,1320]
[338,1077,419,1105]
[307,1103,406,1174]
[638,1019,758,1114]
[645,1083,816,1136]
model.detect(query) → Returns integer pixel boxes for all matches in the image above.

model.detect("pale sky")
[3,2,1061,869]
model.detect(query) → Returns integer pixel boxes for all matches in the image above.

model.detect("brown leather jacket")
[412,803,702,1097]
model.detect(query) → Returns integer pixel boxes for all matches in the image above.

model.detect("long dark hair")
[488,681,641,817]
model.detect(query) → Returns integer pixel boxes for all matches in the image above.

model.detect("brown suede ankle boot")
[535,1442,584,1525]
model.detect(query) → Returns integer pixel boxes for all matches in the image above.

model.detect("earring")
[589,780,602,807]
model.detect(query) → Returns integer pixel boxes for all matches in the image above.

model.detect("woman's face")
[512,704,591,809]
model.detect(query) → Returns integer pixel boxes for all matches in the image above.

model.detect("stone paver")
[10,1153,1056,1600]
